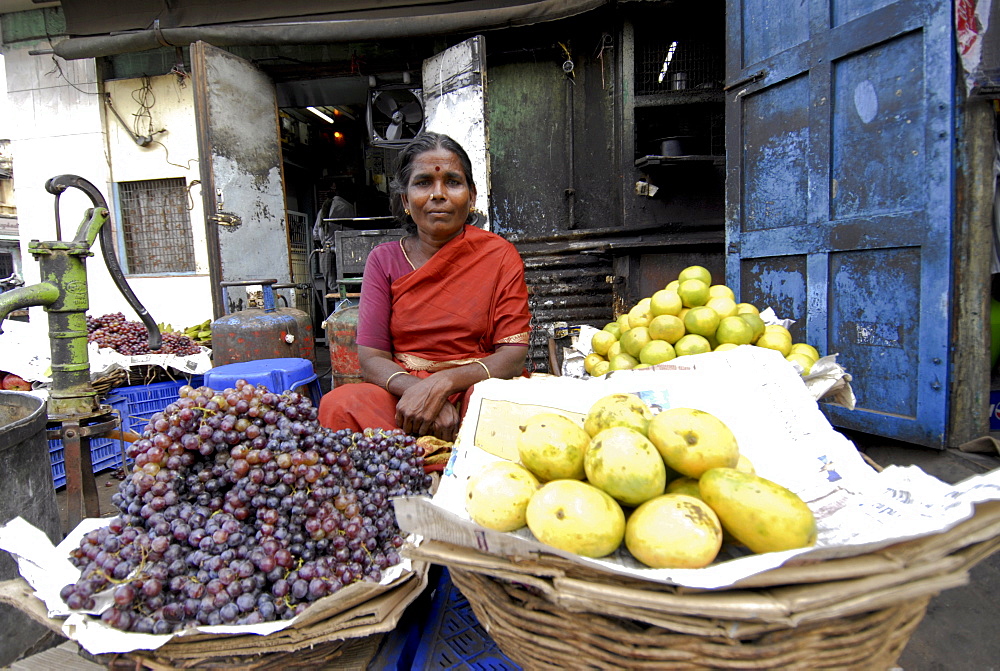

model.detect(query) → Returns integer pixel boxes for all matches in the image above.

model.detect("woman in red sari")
[318,132,531,441]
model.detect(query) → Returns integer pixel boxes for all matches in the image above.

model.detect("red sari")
[318,225,531,433]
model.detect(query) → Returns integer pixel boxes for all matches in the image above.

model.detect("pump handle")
[44,175,162,350]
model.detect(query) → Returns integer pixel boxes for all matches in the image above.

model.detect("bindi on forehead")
[435,166,440,171]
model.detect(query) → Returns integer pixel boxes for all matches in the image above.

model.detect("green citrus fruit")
[592,330,617,356]
[786,352,814,375]
[738,312,766,343]
[628,301,654,329]
[677,265,712,286]
[756,331,792,357]
[683,306,720,337]
[677,279,710,308]
[716,316,754,346]
[648,314,685,344]
[790,343,820,362]
[705,296,738,319]
[708,285,735,301]
[621,326,652,358]
[674,334,712,356]
[584,353,606,375]
[639,339,676,365]
[609,353,639,370]
[650,289,683,317]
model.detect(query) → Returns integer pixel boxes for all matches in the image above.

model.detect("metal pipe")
[565,66,577,229]
[0,283,59,335]
[45,175,162,350]
[51,0,608,60]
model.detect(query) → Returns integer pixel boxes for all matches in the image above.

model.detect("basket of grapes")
[87,313,213,385]
[0,380,435,667]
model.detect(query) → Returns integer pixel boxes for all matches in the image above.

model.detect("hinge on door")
[209,212,242,227]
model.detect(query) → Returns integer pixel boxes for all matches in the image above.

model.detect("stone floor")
[853,435,1000,671]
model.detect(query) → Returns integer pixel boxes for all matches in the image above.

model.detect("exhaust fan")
[367,86,425,147]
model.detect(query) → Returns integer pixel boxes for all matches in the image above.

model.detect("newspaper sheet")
[0,321,211,382]
[395,346,1000,590]
[0,515,413,654]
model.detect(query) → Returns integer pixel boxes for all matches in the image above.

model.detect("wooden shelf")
[633,91,724,107]
[635,155,725,169]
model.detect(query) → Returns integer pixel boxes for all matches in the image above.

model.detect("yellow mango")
[625,494,722,569]
[699,468,817,554]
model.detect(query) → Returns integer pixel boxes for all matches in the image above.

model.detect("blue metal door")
[725,0,956,446]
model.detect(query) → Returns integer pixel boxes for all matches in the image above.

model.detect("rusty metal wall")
[487,14,620,238]
[517,244,614,373]
[513,225,724,373]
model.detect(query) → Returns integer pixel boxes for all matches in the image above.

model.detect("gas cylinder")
[325,305,363,388]
[212,280,315,366]
[273,283,316,363]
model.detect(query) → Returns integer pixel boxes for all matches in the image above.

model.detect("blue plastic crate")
[204,358,322,405]
[411,568,519,671]
[48,394,130,488]
[116,376,203,436]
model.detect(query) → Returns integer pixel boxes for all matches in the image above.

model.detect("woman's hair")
[389,132,477,232]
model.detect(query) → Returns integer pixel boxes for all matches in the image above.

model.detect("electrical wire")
[131,75,156,141]
[150,139,199,171]
[45,56,99,95]
[185,180,201,211]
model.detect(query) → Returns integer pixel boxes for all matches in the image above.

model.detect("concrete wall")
[3,46,212,343]
[103,74,213,325]
[4,45,107,344]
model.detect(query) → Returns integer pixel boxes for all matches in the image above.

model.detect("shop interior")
[274,73,421,334]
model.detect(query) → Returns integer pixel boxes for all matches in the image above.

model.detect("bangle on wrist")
[385,370,409,390]
[474,360,491,380]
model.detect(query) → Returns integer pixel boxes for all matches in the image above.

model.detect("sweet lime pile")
[586,265,821,376]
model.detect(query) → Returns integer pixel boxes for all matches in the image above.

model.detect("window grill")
[288,211,308,254]
[0,252,13,278]
[634,33,724,96]
[118,178,196,275]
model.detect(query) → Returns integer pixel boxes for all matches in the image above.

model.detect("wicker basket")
[0,560,428,669]
[408,499,1000,670]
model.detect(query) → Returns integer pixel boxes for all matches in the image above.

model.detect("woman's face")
[401,148,476,244]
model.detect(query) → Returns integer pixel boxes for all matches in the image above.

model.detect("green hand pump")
[0,175,161,529]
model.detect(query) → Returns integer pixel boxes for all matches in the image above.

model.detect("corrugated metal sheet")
[513,225,725,373]
[518,246,613,374]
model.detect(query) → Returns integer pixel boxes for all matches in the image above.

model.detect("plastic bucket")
[0,391,62,665]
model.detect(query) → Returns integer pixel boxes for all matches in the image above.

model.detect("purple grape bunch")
[87,312,201,356]
[59,381,433,633]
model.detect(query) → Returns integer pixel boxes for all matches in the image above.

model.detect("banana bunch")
[155,320,212,347]
[182,319,213,347]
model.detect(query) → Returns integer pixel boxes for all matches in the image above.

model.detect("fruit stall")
[397,346,1000,669]
[0,263,999,670]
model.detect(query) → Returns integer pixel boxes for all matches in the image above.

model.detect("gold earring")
[404,208,410,216]
[470,207,479,215]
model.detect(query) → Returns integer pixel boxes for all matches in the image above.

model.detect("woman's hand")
[394,374,454,439]
[429,400,461,442]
